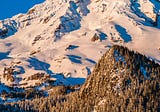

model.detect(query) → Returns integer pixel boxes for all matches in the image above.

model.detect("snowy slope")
[0,0,160,89]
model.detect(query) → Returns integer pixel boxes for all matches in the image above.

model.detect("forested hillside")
[0,45,159,112]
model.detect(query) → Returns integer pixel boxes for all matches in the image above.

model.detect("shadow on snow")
[27,57,54,75]
[115,24,132,43]
[0,51,10,61]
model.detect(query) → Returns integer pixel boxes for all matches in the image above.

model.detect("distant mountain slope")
[1,45,159,112]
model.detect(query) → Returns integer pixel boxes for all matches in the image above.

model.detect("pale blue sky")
[0,0,44,20]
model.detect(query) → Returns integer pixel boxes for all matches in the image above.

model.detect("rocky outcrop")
[0,27,8,38]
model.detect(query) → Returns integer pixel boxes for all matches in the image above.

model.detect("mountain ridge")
[0,0,160,104]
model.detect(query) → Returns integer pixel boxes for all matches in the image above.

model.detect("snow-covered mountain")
[0,0,160,101]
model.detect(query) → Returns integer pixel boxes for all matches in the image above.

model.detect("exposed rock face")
[0,27,8,38]
[91,33,100,42]
[0,20,18,38]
